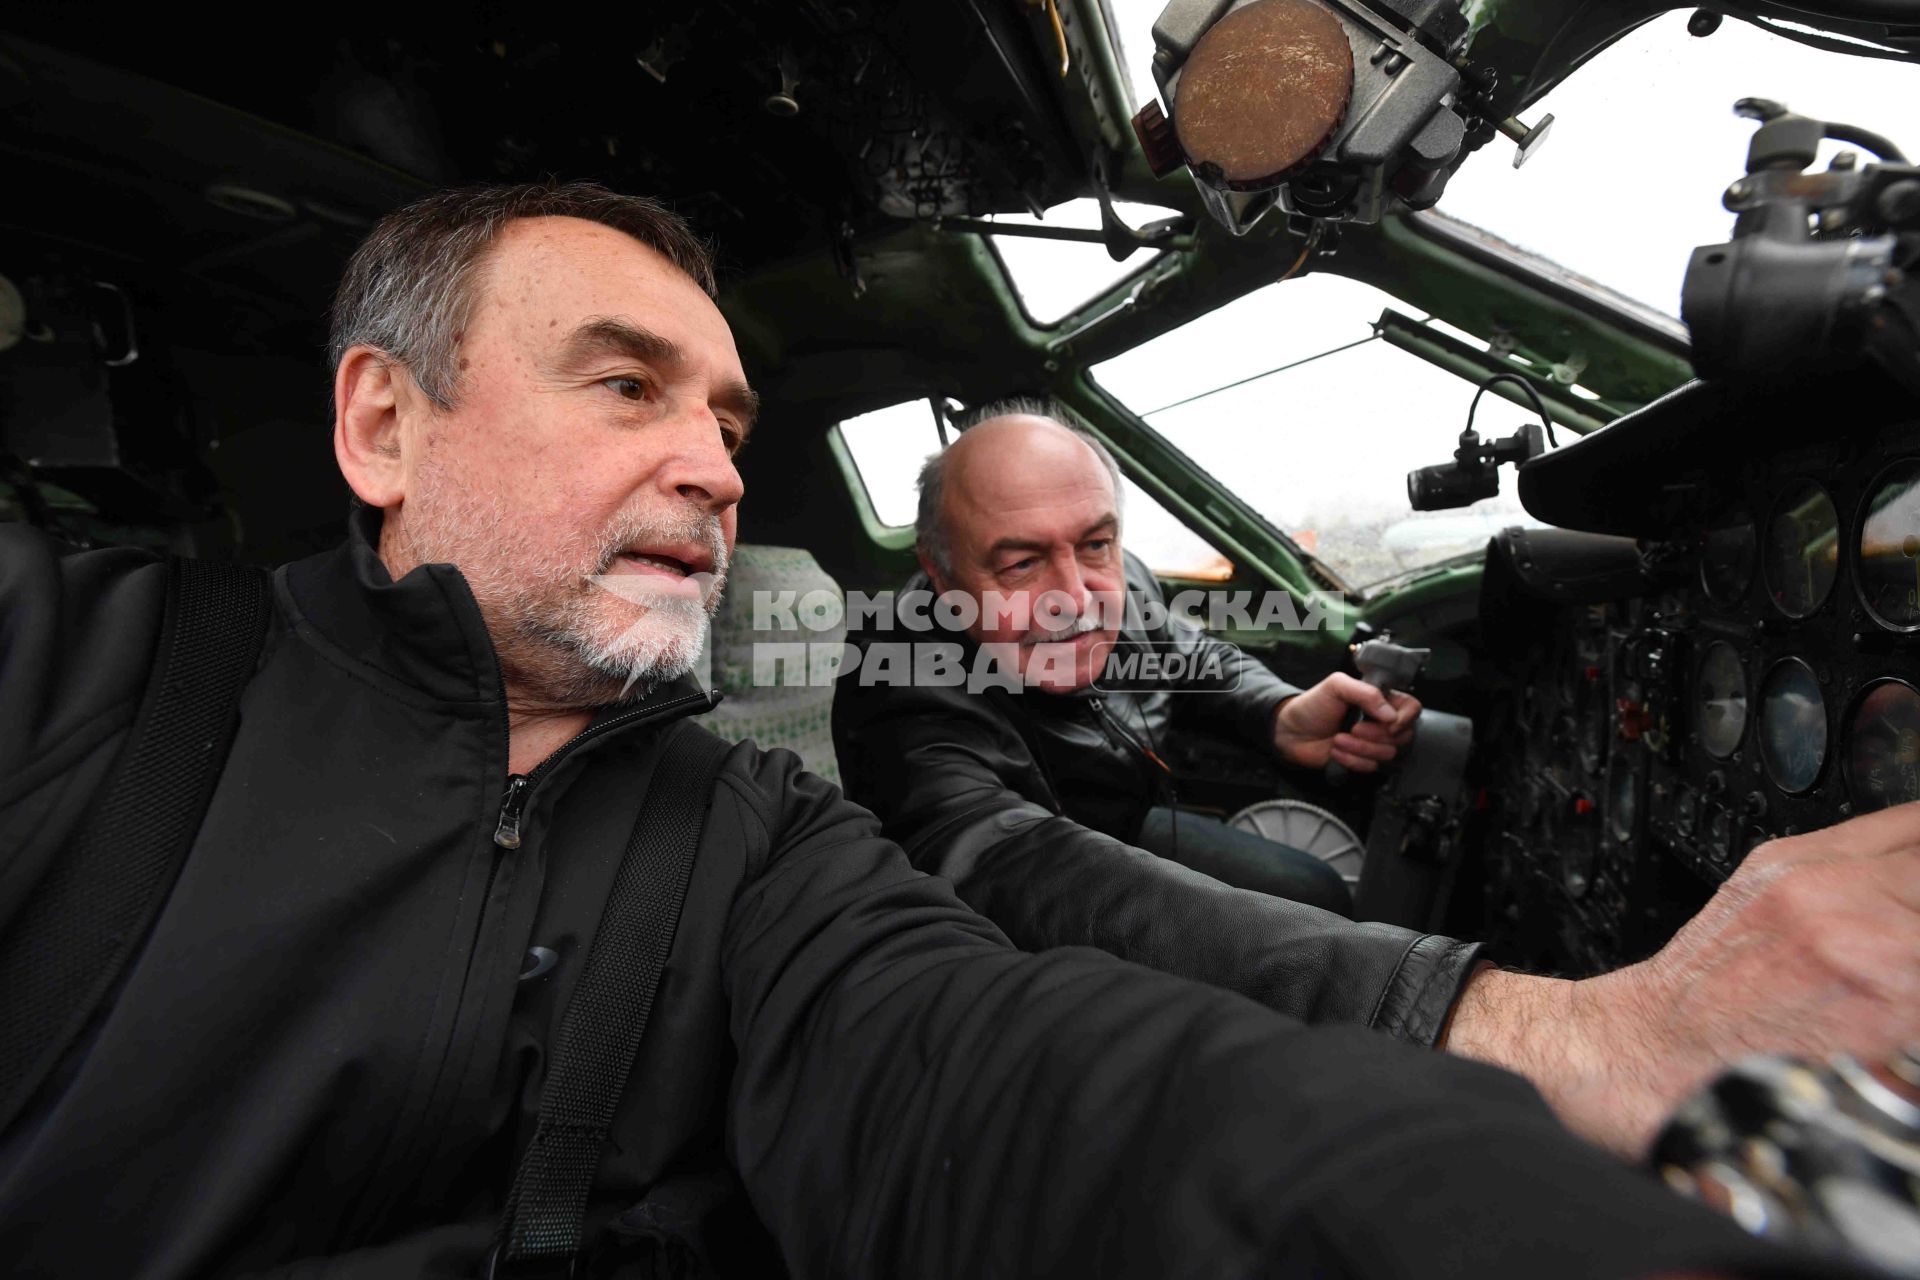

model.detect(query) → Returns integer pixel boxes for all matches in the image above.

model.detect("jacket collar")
[280,508,714,739]
[281,506,504,704]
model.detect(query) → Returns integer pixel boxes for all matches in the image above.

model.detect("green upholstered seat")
[702,544,846,786]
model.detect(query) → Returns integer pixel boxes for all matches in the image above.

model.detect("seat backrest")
[702,544,846,785]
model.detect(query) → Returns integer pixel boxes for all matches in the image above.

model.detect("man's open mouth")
[600,543,720,602]
[613,544,714,579]
[620,552,691,577]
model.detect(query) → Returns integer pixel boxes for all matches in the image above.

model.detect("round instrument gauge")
[1759,658,1829,794]
[1695,641,1748,760]
[1855,460,1920,631]
[1699,520,1757,604]
[1764,482,1840,618]
[1844,679,1920,814]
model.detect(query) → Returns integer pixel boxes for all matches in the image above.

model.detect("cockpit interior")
[2,1,1917,1251]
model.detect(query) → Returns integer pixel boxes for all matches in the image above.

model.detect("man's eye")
[605,376,650,401]
[1084,539,1112,554]
[720,424,745,457]
[1004,557,1037,575]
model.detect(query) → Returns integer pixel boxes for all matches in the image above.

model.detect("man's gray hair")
[329,182,716,409]
[915,396,1124,575]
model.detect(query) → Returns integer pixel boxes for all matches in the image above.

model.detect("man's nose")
[660,407,746,512]
[1040,556,1091,616]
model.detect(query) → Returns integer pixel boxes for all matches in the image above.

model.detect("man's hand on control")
[1271,674,1420,773]
[1446,800,1920,1159]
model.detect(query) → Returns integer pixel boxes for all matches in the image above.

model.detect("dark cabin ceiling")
[0,4,1097,559]
[0,3,1089,287]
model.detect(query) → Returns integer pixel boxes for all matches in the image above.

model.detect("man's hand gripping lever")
[1323,637,1429,786]
[1271,638,1426,777]
[1448,799,1920,1161]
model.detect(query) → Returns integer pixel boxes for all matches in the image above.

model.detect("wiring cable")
[1468,371,1558,447]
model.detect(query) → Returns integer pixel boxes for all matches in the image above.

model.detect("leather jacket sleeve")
[1121,558,1303,749]
[832,654,1481,1046]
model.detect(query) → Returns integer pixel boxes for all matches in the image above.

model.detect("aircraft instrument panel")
[1472,378,1920,975]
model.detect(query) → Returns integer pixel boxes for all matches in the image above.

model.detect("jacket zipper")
[348,683,718,1243]
[493,687,719,849]
[1091,699,1171,775]
[1089,699,1176,807]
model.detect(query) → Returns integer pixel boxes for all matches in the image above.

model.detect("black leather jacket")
[833,556,1483,1045]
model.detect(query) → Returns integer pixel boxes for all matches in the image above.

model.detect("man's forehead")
[951,422,1115,515]
[950,448,1116,556]
[476,217,740,365]
[490,214,679,277]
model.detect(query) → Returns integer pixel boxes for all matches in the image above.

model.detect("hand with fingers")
[1446,800,1920,1160]
[1271,673,1422,774]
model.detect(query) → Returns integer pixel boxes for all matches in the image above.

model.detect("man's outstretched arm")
[717,745,1800,1280]
[1446,799,1920,1157]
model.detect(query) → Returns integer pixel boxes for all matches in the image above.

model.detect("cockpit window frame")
[980,227,1177,336]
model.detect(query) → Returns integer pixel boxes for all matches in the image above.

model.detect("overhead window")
[987,198,1181,325]
[1105,0,1166,114]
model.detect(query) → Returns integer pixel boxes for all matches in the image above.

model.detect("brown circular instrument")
[1173,0,1354,191]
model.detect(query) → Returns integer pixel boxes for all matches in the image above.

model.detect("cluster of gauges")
[1700,460,1920,628]
[1691,644,1919,811]
[1692,460,1920,812]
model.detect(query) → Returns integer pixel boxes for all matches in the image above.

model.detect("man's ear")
[333,346,411,509]
[915,547,946,594]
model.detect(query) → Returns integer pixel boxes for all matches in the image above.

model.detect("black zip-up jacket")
[0,517,1799,1279]
[833,557,1479,1043]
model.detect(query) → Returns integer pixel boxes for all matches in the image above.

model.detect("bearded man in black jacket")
[0,183,1898,1280]
[832,403,1920,1161]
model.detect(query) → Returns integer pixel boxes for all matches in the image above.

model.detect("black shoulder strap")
[491,724,735,1278]
[0,555,273,1136]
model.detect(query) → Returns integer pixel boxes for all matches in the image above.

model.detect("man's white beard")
[392,476,728,707]
[573,558,723,700]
